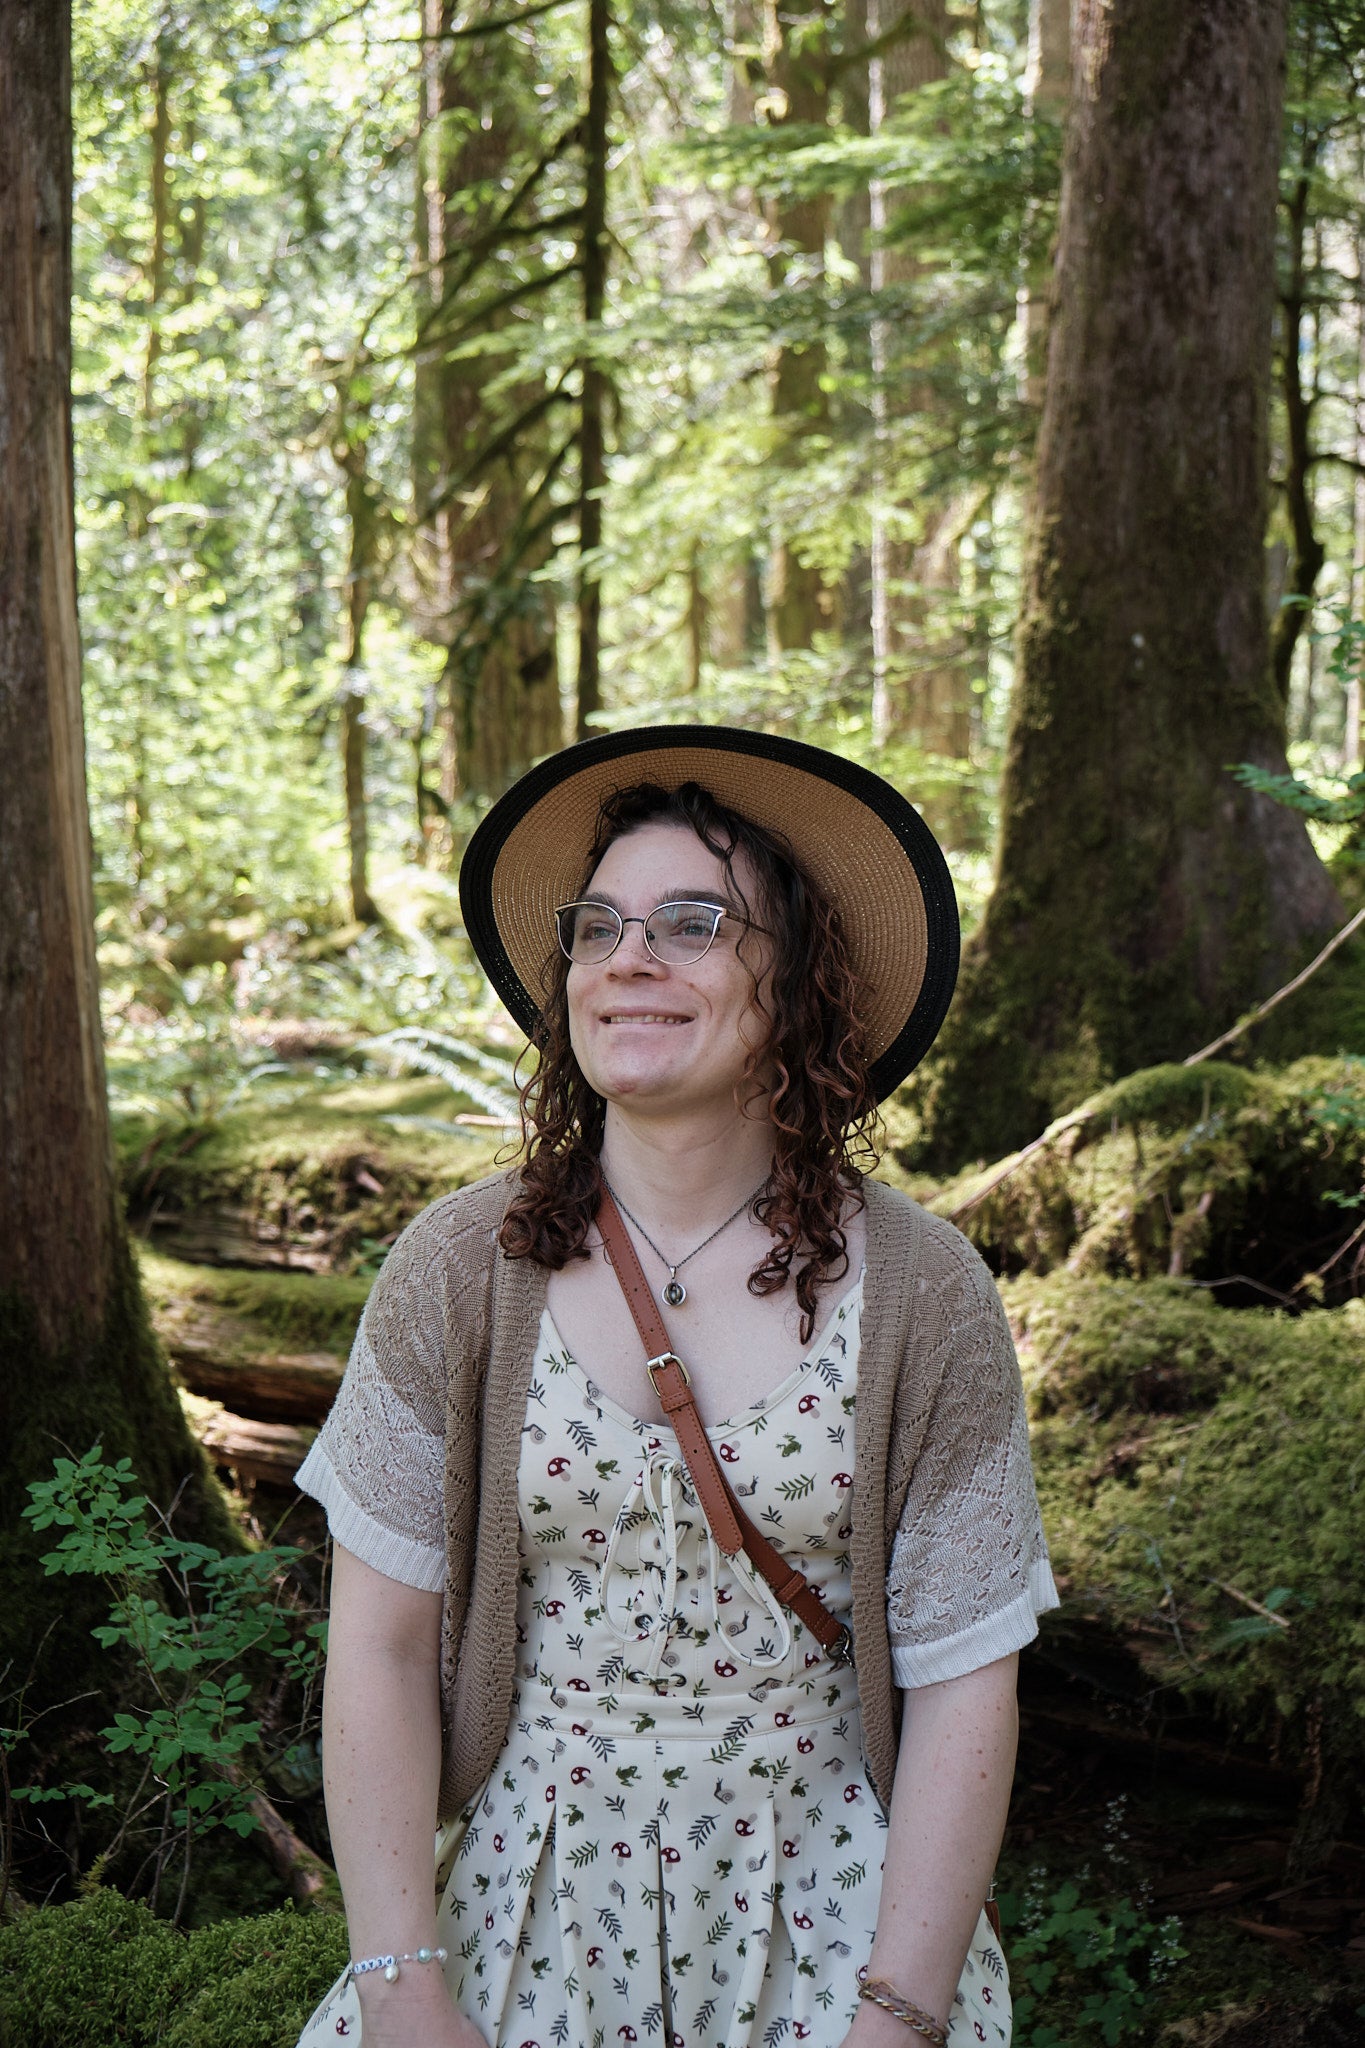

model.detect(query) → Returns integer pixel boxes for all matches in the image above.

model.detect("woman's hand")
[355,1970,489,2048]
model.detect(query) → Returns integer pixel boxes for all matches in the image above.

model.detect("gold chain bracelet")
[858,1977,949,2046]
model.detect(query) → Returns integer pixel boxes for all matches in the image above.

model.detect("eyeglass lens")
[556,901,725,964]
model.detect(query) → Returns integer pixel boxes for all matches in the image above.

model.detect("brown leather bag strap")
[597,1189,852,1664]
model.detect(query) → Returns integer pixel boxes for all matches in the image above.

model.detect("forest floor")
[96,1016,1365,2044]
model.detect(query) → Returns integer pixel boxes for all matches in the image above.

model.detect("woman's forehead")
[586,819,754,897]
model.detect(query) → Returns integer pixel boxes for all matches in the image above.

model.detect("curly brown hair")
[498,780,881,1339]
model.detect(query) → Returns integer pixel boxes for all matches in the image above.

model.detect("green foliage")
[15,1450,325,1915]
[998,1873,1185,2047]
[1232,752,1365,867]
[0,1887,347,2048]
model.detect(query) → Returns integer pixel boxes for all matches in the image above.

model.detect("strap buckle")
[647,1351,690,1395]
[828,1625,855,1668]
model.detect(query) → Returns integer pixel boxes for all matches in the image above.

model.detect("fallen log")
[193,1407,317,1489]
[170,1340,343,1424]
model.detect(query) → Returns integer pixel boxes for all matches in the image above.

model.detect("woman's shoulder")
[861,1175,1002,1318]
[365,1167,521,1327]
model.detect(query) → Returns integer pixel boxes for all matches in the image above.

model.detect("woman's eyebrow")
[585,887,733,910]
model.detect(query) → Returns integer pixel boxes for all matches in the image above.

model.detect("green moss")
[137,1250,371,1355]
[926,1056,1365,1306]
[115,1079,503,1273]
[0,1889,347,2048]
[1012,1272,1365,1774]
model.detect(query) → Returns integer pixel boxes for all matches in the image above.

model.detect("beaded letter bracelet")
[858,1978,948,2047]
[346,1945,448,1986]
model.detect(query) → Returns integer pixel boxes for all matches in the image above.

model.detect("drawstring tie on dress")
[599,1447,792,1676]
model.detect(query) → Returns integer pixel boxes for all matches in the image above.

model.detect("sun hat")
[458,724,959,1100]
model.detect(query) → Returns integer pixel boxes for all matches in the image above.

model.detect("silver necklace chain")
[604,1177,767,1308]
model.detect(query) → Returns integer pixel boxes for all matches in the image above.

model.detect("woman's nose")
[607,920,663,971]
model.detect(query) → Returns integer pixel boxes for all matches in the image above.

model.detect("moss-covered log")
[914,0,1340,1169]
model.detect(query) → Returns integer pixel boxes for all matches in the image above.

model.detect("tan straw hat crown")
[458,725,959,1099]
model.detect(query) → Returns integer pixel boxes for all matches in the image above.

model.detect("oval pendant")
[662,1278,686,1307]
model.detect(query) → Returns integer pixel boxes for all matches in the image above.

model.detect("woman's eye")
[662,908,715,938]
[579,917,616,942]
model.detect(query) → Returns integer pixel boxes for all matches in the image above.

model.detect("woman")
[296,726,1058,2048]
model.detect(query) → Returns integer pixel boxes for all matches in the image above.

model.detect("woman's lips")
[600,1011,692,1025]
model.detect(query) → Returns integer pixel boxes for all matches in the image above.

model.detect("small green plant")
[998,1871,1186,2046]
[358,1022,521,1125]
[13,1447,326,1919]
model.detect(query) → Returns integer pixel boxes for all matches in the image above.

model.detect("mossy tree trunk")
[0,0,232,1706]
[916,0,1341,1168]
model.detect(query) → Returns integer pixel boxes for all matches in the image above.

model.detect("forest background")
[5,0,1365,2043]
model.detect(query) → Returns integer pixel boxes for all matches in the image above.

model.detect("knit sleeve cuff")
[296,1439,447,1594]
[890,1555,1060,1690]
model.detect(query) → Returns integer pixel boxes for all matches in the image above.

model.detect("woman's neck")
[598,1103,775,1234]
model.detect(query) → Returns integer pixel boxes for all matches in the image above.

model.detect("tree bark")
[868,0,978,829]
[1018,0,1071,409]
[412,0,564,807]
[575,0,611,734]
[916,0,1340,1167]
[1271,128,1325,706]
[0,0,231,1702]
[333,386,380,926]
[766,0,838,655]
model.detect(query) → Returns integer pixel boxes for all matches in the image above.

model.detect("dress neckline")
[539,1268,863,1440]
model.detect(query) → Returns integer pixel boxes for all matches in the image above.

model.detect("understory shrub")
[996,1872,1185,2047]
[0,1888,346,2048]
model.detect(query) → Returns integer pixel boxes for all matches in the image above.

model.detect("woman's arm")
[843,1653,1020,2047]
[322,1542,485,2047]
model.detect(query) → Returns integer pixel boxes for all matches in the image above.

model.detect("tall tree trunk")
[575,0,611,734]
[869,0,975,831]
[334,395,380,927]
[766,0,837,655]
[0,0,230,1711]
[1018,0,1071,408]
[916,0,1340,1168]
[1271,122,1325,705]
[142,16,171,419]
[837,0,874,653]
[413,0,563,809]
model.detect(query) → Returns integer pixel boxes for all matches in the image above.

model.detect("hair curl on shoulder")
[497,780,881,1341]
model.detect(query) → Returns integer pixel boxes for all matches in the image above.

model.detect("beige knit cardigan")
[352,1168,1045,1822]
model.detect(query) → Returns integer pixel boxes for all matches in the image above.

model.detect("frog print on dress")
[296,1277,1011,2048]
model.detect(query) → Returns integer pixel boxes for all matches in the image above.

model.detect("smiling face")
[566,820,774,1121]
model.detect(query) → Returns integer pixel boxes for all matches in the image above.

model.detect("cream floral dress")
[299,1278,1010,2048]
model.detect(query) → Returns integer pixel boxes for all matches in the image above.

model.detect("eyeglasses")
[554,898,763,966]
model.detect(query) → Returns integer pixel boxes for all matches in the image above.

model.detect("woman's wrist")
[854,1972,950,2047]
[846,1996,935,2048]
[354,1957,453,2015]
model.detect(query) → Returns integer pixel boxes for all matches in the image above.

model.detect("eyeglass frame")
[553,897,768,967]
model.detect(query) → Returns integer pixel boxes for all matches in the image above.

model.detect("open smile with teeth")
[602,1012,691,1025]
